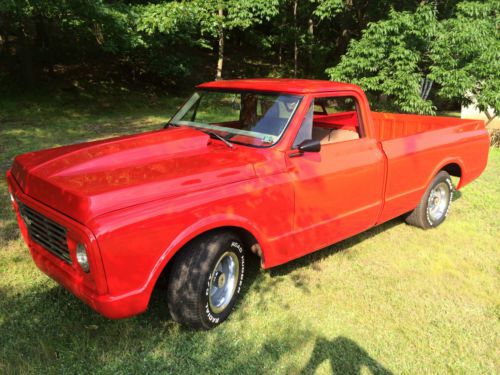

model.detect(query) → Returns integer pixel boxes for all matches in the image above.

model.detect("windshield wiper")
[201,130,234,149]
[166,123,233,148]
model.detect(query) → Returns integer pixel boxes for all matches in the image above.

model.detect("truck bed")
[372,112,483,141]
[373,112,489,224]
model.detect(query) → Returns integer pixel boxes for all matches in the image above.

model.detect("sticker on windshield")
[262,135,276,144]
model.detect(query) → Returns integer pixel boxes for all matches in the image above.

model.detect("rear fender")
[428,157,465,190]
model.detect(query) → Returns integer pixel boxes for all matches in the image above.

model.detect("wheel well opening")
[441,163,462,187]
[155,226,263,289]
[441,163,461,177]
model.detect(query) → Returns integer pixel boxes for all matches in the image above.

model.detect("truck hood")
[11,127,257,224]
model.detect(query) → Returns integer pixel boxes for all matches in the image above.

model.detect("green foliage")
[131,2,200,81]
[129,0,280,80]
[0,1,202,83]
[0,0,497,114]
[0,0,135,49]
[191,0,280,37]
[326,0,499,116]
[133,2,195,36]
[313,0,345,20]
[0,0,139,73]
[326,5,438,114]
[430,0,500,116]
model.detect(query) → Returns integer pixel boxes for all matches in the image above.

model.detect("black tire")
[166,231,245,330]
[405,171,453,229]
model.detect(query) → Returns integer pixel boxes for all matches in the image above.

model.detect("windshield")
[169,90,302,147]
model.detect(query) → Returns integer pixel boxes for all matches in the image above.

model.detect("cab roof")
[197,78,361,95]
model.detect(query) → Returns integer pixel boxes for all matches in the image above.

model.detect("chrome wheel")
[427,182,450,222]
[209,251,240,314]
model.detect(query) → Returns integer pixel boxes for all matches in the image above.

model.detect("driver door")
[286,95,385,257]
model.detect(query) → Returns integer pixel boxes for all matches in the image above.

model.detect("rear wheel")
[167,231,245,329]
[405,171,453,229]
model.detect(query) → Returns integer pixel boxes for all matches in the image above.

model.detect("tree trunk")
[419,78,433,100]
[18,19,36,87]
[278,15,285,67]
[35,16,55,77]
[485,110,497,126]
[306,18,314,76]
[215,7,224,80]
[293,0,298,77]
[278,41,282,67]
[0,33,5,57]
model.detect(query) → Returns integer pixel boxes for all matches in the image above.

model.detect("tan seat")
[312,127,359,145]
[312,127,331,145]
[328,129,359,143]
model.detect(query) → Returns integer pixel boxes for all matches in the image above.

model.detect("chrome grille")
[18,203,72,264]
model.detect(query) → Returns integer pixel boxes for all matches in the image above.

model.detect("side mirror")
[298,139,321,153]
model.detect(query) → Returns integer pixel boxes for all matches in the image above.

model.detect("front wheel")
[167,231,245,329]
[405,171,453,229]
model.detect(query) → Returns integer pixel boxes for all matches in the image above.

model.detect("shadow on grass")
[269,216,404,279]
[0,280,391,373]
[0,243,291,372]
[452,189,462,202]
[300,336,393,375]
[0,281,306,373]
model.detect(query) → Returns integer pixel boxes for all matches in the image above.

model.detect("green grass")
[1,90,499,374]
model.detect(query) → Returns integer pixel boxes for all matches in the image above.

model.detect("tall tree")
[192,0,279,80]
[324,0,498,116]
[430,0,500,123]
[325,4,439,114]
[133,1,199,82]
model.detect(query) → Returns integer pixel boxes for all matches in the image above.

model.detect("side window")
[293,102,314,148]
[311,96,363,145]
[313,103,327,115]
[320,97,357,114]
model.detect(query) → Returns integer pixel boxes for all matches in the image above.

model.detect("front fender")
[145,214,268,297]
[89,172,294,308]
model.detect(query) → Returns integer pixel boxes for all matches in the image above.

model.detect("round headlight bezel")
[76,243,90,273]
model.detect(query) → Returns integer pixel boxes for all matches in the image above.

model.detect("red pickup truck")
[6,79,489,329]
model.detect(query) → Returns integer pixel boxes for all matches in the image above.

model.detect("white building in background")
[461,101,498,128]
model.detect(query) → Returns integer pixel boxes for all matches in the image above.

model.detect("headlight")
[76,243,90,273]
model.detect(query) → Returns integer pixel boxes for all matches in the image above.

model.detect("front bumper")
[6,170,149,319]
